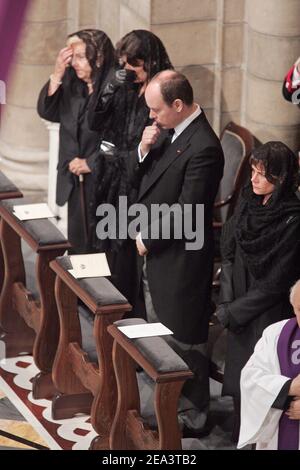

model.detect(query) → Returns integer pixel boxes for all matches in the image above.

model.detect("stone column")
[0,0,69,199]
[150,0,245,134]
[151,0,218,127]
[244,0,300,151]
[78,0,99,30]
[96,0,151,45]
[44,121,67,236]
[220,0,245,131]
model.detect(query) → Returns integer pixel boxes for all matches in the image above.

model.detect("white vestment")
[238,319,300,450]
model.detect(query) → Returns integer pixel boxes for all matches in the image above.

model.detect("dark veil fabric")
[37,29,115,253]
[89,29,173,143]
[65,29,115,96]
[88,30,173,252]
[57,29,115,186]
[44,29,115,183]
[69,29,115,82]
[231,141,300,293]
[115,29,173,79]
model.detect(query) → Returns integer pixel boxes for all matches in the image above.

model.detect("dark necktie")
[164,128,175,150]
[139,129,175,197]
[168,128,175,142]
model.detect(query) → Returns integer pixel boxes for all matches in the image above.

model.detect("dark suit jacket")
[128,111,224,344]
[37,70,100,206]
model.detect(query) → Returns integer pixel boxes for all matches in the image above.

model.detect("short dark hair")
[115,30,173,80]
[159,71,194,106]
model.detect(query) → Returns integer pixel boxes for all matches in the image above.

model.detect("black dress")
[87,79,151,302]
[37,68,101,253]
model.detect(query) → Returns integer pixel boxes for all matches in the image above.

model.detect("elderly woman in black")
[37,29,115,253]
[216,141,300,439]
[88,30,173,302]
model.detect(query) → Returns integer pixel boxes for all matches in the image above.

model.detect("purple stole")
[277,318,300,450]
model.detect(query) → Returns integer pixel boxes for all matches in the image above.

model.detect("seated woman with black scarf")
[216,141,300,442]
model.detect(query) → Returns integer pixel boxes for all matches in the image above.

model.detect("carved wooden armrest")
[49,256,132,447]
[0,170,22,200]
[108,318,193,450]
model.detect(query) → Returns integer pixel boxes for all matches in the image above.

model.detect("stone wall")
[244,0,300,149]
[0,0,70,197]
[0,0,300,197]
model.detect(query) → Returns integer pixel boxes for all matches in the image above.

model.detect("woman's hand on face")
[68,157,91,176]
[53,47,73,81]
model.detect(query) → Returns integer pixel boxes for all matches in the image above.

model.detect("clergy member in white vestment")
[238,280,300,450]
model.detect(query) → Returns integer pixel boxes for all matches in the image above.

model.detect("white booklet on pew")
[13,203,55,221]
[68,253,111,279]
[118,322,173,339]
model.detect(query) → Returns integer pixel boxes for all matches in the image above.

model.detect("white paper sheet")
[67,269,77,278]
[13,203,55,221]
[68,253,111,279]
[118,322,173,339]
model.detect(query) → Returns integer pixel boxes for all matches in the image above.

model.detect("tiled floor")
[138,370,236,450]
[0,379,236,451]
[0,241,237,451]
[0,389,47,450]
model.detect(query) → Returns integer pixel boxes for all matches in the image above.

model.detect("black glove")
[98,68,137,110]
[114,67,137,85]
[104,67,137,93]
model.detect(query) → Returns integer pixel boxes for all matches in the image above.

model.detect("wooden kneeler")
[108,318,194,450]
[50,256,132,449]
[0,172,22,295]
[0,198,70,398]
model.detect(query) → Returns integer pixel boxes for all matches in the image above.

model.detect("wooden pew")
[50,256,132,449]
[0,171,22,294]
[0,198,70,398]
[108,318,193,450]
[0,172,23,202]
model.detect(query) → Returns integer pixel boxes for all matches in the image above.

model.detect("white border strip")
[0,375,61,450]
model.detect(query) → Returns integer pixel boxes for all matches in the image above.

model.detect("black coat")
[87,80,151,301]
[128,112,224,344]
[87,81,151,221]
[37,71,101,252]
[37,72,101,206]
[218,215,298,399]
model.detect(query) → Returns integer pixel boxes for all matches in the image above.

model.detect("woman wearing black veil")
[37,29,115,253]
[88,30,173,302]
[216,141,300,439]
